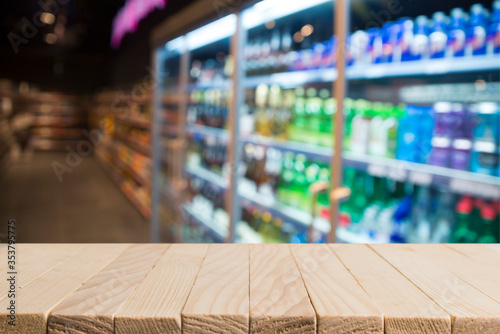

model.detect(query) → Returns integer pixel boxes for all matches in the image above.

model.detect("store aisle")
[0,153,148,243]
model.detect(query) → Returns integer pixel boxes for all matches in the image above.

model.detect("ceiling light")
[44,33,58,44]
[301,24,314,37]
[41,12,55,25]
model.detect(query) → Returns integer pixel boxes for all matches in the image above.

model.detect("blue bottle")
[411,15,430,61]
[467,4,490,56]
[398,18,415,61]
[396,105,434,164]
[390,196,412,243]
[367,28,383,64]
[429,12,448,58]
[381,22,400,63]
[489,0,500,54]
[448,8,468,57]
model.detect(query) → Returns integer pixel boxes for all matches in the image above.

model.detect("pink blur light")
[111,0,167,49]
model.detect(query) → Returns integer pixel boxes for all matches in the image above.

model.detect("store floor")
[0,152,148,243]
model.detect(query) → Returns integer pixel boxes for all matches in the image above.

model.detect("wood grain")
[371,244,500,334]
[486,244,500,253]
[48,244,168,334]
[115,244,208,334]
[182,244,249,334]
[250,244,316,334]
[447,244,500,266]
[0,244,87,295]
[403,244,500,304]
[331,244,451,334]
[292,244,383,334]
[0,244,129,334]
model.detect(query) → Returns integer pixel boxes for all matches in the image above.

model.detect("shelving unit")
[0,84,14,169]
[90,88,153,220]
[13,92,88,151]
[151,0,500,244]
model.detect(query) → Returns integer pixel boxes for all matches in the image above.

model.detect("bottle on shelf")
[477,204,499,243]
[467,4,490,56]
[448,8,468,57]
[489,0,500,54]
[450,196,477,243]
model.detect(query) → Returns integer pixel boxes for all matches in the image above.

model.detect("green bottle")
[340,167,356,224]
[316,166,331,219]
[289,154,308,209]
[277,152,295,205]
[320,91,335,148]
[450,197,476,243]
[305,88,322,146]
[288,87,306,142]
[472,198,486,238]
[477,205,499,243]
[258,212,273,243]
[343,98,355,150]
[344,169,368,224]
[304,162,320,211]
[493,201,500,242]
[271,217,283,243]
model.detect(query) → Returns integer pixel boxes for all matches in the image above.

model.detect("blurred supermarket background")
[0,0,498,244]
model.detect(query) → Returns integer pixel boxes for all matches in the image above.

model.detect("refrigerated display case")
[151,0,500,244]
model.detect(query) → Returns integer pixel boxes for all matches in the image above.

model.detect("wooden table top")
[0,243,499,334]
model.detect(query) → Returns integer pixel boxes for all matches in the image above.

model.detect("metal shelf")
[187,79,232,92]
[243,135,500,199]
[95,153,151,220]
[237,186,379,244]
[184,165,228,191]
[348,55,500,80]
[241,135,332,162]
[186,124,230,140]
[244,68,336,88]
[244,55,500,87]
[343,152,500,199]
[114,133,151,157]
[183,204,227,242]
[114,115,151,129]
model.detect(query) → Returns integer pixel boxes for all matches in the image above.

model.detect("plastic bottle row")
[245,2,500,75]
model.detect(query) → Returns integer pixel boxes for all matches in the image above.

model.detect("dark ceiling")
[0,0,494,94]
[0,0,196,94]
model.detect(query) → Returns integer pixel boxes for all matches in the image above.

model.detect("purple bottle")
[429,12,449,59]
[433,102,454,138]
[450,103,470,138]
[451,139,472,170]
[430,137,451,167]
[448,8,468,57]
[433,102,469,139]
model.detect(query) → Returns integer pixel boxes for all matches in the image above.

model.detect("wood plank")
[0,244,88,299]
[486,244,500,253]
[182,244,249,334]
[48,244,168,334]
[0,244,129,334]
[371,244,500,334]
[115,244,208,334]
[292,244,383,334]
[331,244,451,334]
[250,244,316,334]
[447,244,500,266]
[403,244,500,304]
